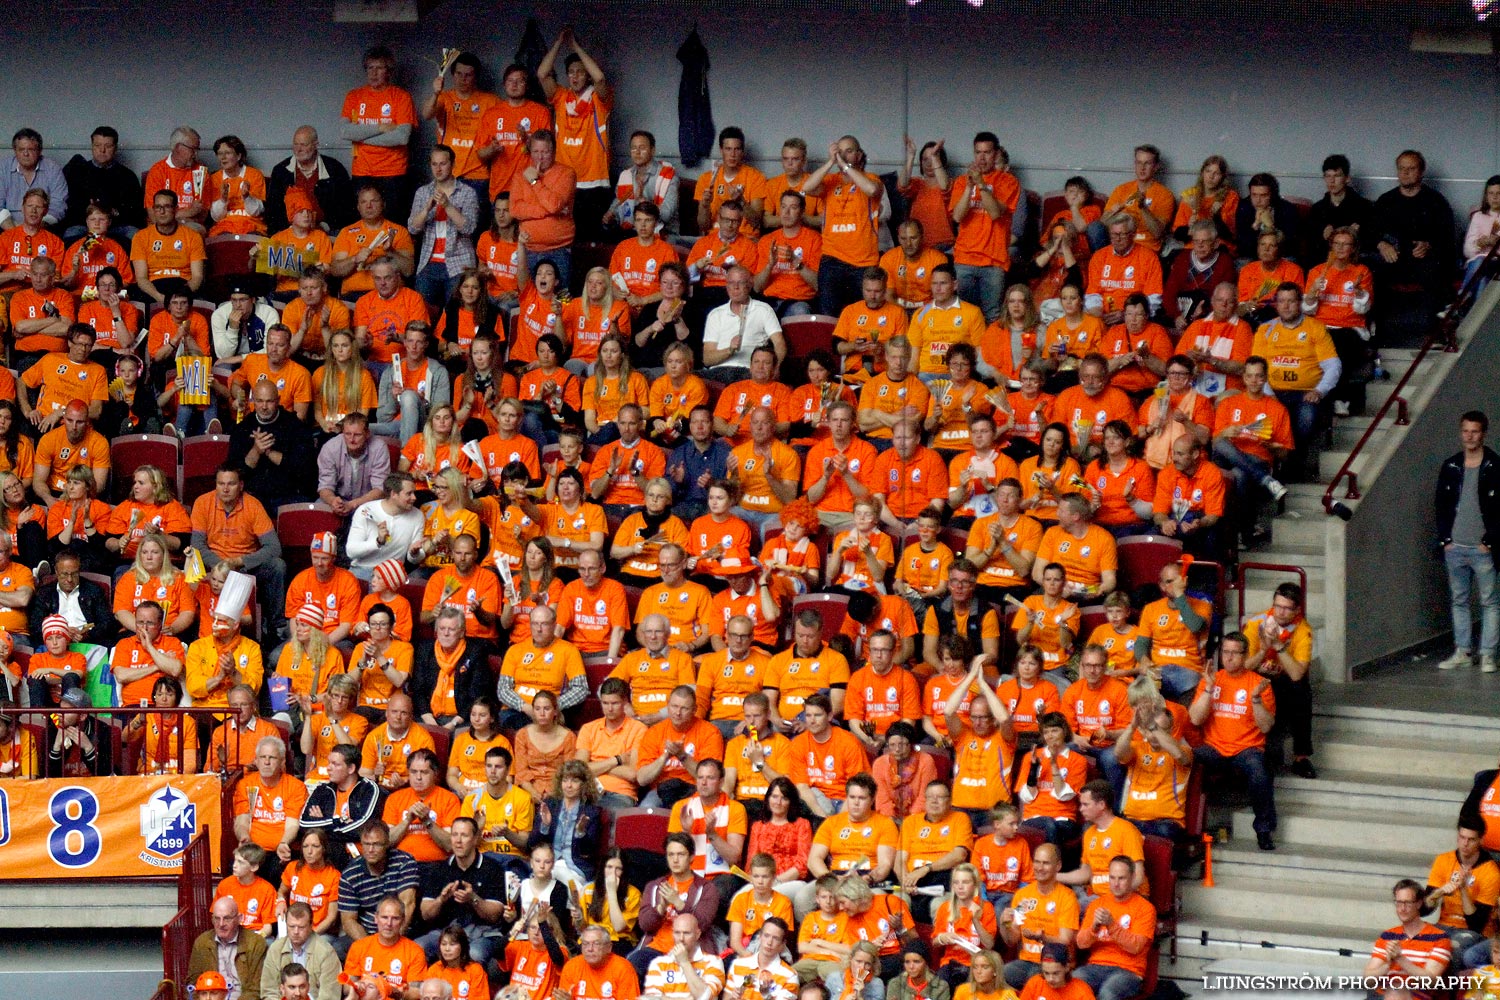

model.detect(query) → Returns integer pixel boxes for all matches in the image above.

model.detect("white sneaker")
[1261,476,1288,502]
[1484,655,1497,674]
[1439,650,1473,670]
[1333,400,1351,417]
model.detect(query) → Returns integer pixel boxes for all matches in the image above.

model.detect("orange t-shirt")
[281,297,351,358]
[694,165,770,239]
[353,286,426,363]
[845,665,922,734]
[557,579,631,654]
[265,227,335,294]
[77,298,140,350]
[479,99,553,200]
[1011,881,1080,963]
[1034,523,1118,591]
[10,287,76,353]
[1087,245,1164,314]
[1016,745,1087,820]
[336,221,416,297]
[1152,460,1227,521]
[232,356,313,412]
[1099,322,1174,395]
[550,86,612,186]
[129,225,206,284]
[1084,457,1156,529]
[1051,385,1135,450]
[1213,391,1294,465]
[342,85,417,177]
[1103,180,1175,253]
[1137,595,1212,672]
[972,833,1035,896]
[216,875,279,931]
[1175,317,1254,395]
[609,236,681,299]
[997,677,1064,734]
[901,176,954,248]
[234,771,309,852]
[1306,261,1374,329]
[344,935,428,991]
[1062,678,1134,746]
[1237,259,1306,308]
[1077,893,1157,977]
[382,785,463,862]
[820,171,882,267]
[281,861,341,929]
[832,300,906,381]
[756,227,823,300]
[432,88,500,179]
[589,438,665,507]
[207,167,268,236]
[881,246,951,309]
[895,541,954,597]
[950,170,1022,269]
[1196,668,1275,756]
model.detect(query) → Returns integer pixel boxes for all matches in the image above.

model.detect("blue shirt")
[670,438,731,505]
[0,155,68,224]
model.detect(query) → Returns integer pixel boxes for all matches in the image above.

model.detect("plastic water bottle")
[1371,354,1387,381]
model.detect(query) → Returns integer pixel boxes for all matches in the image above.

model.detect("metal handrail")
[1321,240,1499,512]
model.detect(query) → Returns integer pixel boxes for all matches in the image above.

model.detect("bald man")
[33,400,109,505]
[266,126,355,234]
[227,380,314,513]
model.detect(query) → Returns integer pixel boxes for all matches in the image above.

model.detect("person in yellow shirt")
[610,615,698,725]
[908,265,985,380]
[184,611,264,711]
[460,744,534,855]
[1249,282,1340,468]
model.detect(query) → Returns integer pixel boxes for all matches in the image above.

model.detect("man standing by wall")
[1436,410,1500,673]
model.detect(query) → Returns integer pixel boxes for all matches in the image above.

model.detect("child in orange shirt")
[761,498,822,602]
[215,843,280,936]
[1088,591,1143,678]
[28,614,86,708]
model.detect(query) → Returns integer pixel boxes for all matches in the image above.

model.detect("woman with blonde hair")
[560,266,631,376]
[827,941,884,1000]
[275,603,346,700]
[932,862,999,988]
[400,403,479,491]
[115,529,195,637]
[105,464,190,562]
[46,465,112,571]
[530,757,604,889]
[953,950,1011,1000]
[415,467,481,569]
[310,329,378,435]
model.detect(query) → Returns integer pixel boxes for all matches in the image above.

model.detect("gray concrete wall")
[1330,285,1500,677]
[4,2,1499,212]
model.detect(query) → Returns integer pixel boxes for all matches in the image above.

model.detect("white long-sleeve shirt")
[346,500,424,577]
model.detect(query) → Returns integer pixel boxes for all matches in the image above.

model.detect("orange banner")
[0,774,223,877]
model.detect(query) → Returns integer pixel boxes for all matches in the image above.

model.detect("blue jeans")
[1004,959,1040,990]
[1085,221,1110,252]
[769,297,814,319]
[1074,743,1126,806]
[1447,544,1500,657]
[175,400,220,435]
[521,407,558,446]
[528,247,571,289]
[628,946,665,984]
[414,260,457,308]
[1462,936,1494,971]
[1076,964,1144,1000]
[1273,389,1322,448]
[1022,816,1080,845]
[371,389,430,446]
[956,264,1005,323]
[818,256,866,316]
[1158,664,1202,699]
[733,507,780,538]
[1194,744,1276,835]
[416,924,502,965]
[1130,818,1183,843]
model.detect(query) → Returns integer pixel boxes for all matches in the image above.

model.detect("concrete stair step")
[1182,876,1392,928]
[1230,802,1453,853]
[1315,701,1500,742]
[1270,768,1469,814]
[1211,841,1434,889]
[1314,736,1492,781]
[0,881,177,929]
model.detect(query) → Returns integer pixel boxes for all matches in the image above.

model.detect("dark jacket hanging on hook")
[677,27,714,168]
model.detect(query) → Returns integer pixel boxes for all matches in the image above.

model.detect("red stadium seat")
[203,234,267,301]
[781,314,837,365]
[1115,535,1184,594]
[1136,833,1178,979]
[790,593,849,644]
[611,807,671,851]
[379,436,401,472]
[1078,604,1109,641]
[702,379,726,413]
[110,434,180,502]
[584,657,618,693]
[80,572,113,610]
[421,723,452,770]
[927,748,952,783]
[276,503,343,578]
[622,585,643,621]
[182,434,231,501]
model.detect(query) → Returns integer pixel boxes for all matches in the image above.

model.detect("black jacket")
[228,409,315,509]
[28,580,115,647]
[62,154,146,230]
[1436,447,1500,549]
[409,637,493,722]
[265,155,355,234]
[1235,197,1302,261]
[300,776,381,865]
[527,797,605,881]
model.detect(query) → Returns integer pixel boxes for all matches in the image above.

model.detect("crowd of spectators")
[0,27,1489,1000]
